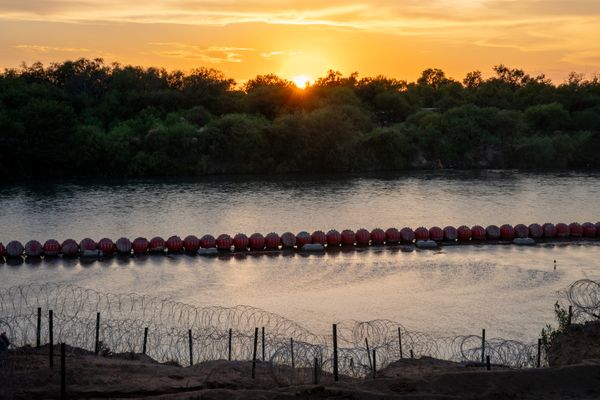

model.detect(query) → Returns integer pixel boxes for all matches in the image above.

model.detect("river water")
[1,171,600,340]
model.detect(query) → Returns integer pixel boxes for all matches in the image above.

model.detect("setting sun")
[291,75,312,89]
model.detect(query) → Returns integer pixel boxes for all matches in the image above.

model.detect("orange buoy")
[457,225,472,241]
[43,239,61,256]
[165,236,182,252]
[326,229,342,246]
[79,238,96,251]
[149,236,165,252]
[6,241,24,257]
[249,233,265,250]
[296,231,312,247]
[528,223,543,239]
[98,238,115,254]
[116,237,132,254]
[443,226,457,241]
[370,228,385,245]
[500,224,514,241]
[582,222,597,238]
[341,229,356,246]
[355,228,370,246]
[385,228,400,243]
[184,235,201,252]
[233,233,249,251]
[428,226,443,242]
[471,225,486,240]
[133,237,149,254]
[514,224,529,239]
[281,232,296,248]
[311,230,326,245]
[25,240,42,257]
[486,225,501,240]
[568,222,582,238]
[542,223,557,238]
[556,223,570,238]
[414,227,429,241]
[200,234,216,248]
[216,234,233,250]
[400,227,415,243]
[265,232,281,249]
[61,239,79,256]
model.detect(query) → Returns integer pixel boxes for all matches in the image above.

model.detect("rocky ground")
[1,346,599,400]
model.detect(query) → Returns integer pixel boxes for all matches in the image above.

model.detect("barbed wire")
[0,282,541,384]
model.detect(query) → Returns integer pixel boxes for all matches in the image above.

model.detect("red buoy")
[133,237,149,254]
[428,226,443,242]
[165,236,182,253]
[296,231,312,248]
[183,235,201,252]
[341,230,356,246]
[200,234,216,249]
[0,242,5,256]
[370,228,385,245]
[514,224,529,239]
[149,236,165,252]
[6,241,24,257]
[326,229,342,246]
[233,233,249,251]
[397,228,412,243]
[528,223,543,239]
[471,225,486,240]
[385,228,400,243]
[311,230,326,245]
[500,224,514,241]
[116,237,132,254]
[25,240,42,257]
[61,239,78,256]
[556,223,570,238]
[456,225,471,241]
[486,225,501,240]
[79,238,96,251]
[596,222,600,236]
[249,233,265,250]
[568,222,582,238]
[582,222,596,238]
[281,232,296,248]
[542,223,557,238]
[355,228,370,246]
[98,238,115,254]
[414,227,429,241]
[43,239,61,256]
[443,226,457,242]
[216,234,233,250]
[265,232,281,249]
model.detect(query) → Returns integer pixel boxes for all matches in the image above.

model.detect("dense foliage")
[1,59,599,178]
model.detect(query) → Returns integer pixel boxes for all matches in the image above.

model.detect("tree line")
[1,58,599,178]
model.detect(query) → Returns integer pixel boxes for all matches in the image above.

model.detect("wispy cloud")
[147,42,254,63]
[14,44,90,53]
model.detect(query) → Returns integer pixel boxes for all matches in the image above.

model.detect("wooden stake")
[252,327,258,379]
[142,327,148,355]
[333,324,339,382]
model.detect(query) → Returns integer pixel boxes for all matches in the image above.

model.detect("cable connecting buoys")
[149,236,165,252]
[25,240,42,257]
[43,239,61,256]
[216,234,232,250]
[414,227,429,241]
[341,229,356,246]
[543,223,557,238]
[200,234,216,249]
[569,222,582,238]
[556,223,570,238]
[370,228,385,245]
[116,237,132,254]
[528,223,543,239]
[457,226,471,241]
[400,227,415,243]
[80,238,96,251]
[165,236,182,253]
[295,231,311,248]
[6,241,24,257]
[486,225,501,240]
[133,237,149,254]
[428,226,443,242]
[582,222,596,238]
[311,230,326,245]
[443,226,457,242]
[514,224,529,239]
[61,239,78,257]
[249,233,265,250]
[281,232,296,248]
[471,225,486,240]
[98,238,115,254]
[265,232,281,249]
[500,224,514,241]
[183,235,200,252]
[385,228,400,243]
[355,228,370,246]
[326,229,341,246]
[233,233,248,251]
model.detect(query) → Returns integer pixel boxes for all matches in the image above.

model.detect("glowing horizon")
[1,1,599,83]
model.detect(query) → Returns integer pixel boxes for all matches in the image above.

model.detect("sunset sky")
[1,0,599,85]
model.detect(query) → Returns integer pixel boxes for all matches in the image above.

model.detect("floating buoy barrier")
[1,221,599,261]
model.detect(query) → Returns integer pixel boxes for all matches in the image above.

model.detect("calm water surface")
[1,171,600,339]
